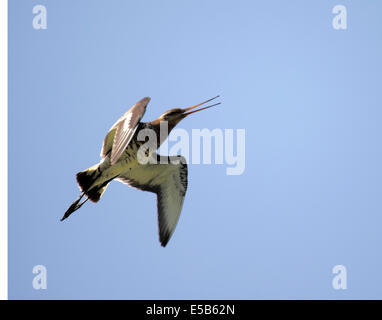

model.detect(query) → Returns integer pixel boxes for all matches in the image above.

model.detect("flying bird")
[62,96,220,246]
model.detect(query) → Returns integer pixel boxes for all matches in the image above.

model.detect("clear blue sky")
[8,0,382,299]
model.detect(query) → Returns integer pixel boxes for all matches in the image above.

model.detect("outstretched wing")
[117,155,188,247]
[101,97,151,163]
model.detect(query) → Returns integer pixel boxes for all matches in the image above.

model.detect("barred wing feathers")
[117,155,188,247]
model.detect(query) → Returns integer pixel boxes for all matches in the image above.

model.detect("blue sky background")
[8,0,382,299]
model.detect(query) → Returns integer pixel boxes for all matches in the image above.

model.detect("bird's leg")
[75,196,89,210]
[61,192,88,221]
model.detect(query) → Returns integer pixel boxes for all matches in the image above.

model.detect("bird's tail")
[75,164,109,203]
[61,164,110,221]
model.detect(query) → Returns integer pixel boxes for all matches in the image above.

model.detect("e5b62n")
[190,304,235,315]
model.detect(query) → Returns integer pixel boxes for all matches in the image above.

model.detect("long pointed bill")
[182,95,221,116]
[183,102,221,116]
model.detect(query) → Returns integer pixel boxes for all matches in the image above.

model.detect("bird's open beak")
[182,95,221,116]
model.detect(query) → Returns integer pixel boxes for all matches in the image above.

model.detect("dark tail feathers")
[62,164,109,221]
[75,164,111,203]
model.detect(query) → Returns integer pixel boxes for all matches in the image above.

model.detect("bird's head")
[158,96,221,127]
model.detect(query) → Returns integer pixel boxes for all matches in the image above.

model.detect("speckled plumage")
[63,96,219,247]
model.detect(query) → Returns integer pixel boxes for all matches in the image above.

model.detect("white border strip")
[0,0,8,300]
